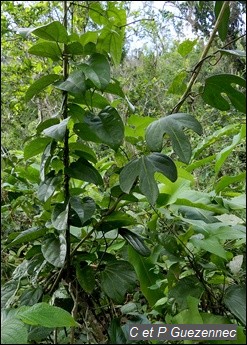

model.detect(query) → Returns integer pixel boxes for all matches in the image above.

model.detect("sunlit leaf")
[25,74,61,102]
[28,42,61,61]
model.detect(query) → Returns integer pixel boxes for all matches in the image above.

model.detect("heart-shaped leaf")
[54,71,86,96]
[100,260,136,303]
[52,203,69,231]
[145,113,202,163]
[65,157,103,185]
[202,74,246,113]
[41,234,66,267]
[70,196,96,225]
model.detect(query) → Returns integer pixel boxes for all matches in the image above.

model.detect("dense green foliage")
[1,1,246,344]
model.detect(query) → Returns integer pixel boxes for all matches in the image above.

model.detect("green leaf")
[1,280,20,309]
[54,70,86,96]
[74,106,124,150]
[215,1,230,41]
[41,234,66,268]
[74,91,110,109]
[125,115,155,138]
[190,236,227,259]
[98,27,124,66]
[28,42,61,61]
[43,117,70,142]
[36,118,60,134]
[40,141,56,182]
[223,285,246,325]
[76,263,95,293]
[104,78,125,97]
[24,137,51,160]
[25,74,61,102]
[128,246,164,307]
[70,196,96,225]
[219,49,246,58]
[37,171,62,202]
[168,276,204,310]
[32,21,68,43]
[17,21,68,43]
[98,212,137,232]
[119,228,150,257]
[52,203,69,231]
[65,157,103,185]
[87,53,111,90]
[167,71,187,95]
[177,39,197,57]
[119,154,177,205]
[145,113,203,163]
[215,124,246,174]
[1,317,28,344]
[19,287,43,306]
[69,142,97,163]
[6,227,46,249]
[215,172,246,194]
[202,74,246,113]
[16,302,79,327]
[100,260,136,303]
[108,318,127,345]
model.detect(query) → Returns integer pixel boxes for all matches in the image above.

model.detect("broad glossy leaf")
[28,42,61,61]
[24,137,51,160]
[37,171,62,202]
[41,234,66,267]
[100,260,136,303]
[119,228,150,257]
[6,227,46,249]
[17,21,68,43]
[69,142,97,163]
[177,39,197,57]
[215,1,230,41]
[128,246,164,307]
[32,21,68,43]
[43,117,70,142]
[125,115,155,138]
[202,74,246,113]
[88,53,110,90]
[65,157,103,185]
[89,2,108,25]
[74,106,124,150]
[52,203,69,231]
[36,118,60,134]
[80,31,98,46]
[223,285,246,325]
[145,113,203,163]
[104,78,125,97]
[119,158,140,194]
[25,74,61,102]
[17,302,79,327]
[108,318,127,345]
[54,70,86,96]
[70,196,96,225]
[1,317,28,344]
[74,91,110,109]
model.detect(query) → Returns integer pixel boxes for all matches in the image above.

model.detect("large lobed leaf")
[119,153,177,205]
[202,74,246,113]
[145,113,203,163]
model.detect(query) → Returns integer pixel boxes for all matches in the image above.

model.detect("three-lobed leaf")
[145,113,203,163]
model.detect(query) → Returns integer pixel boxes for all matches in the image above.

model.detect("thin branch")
[171,1,230,114]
